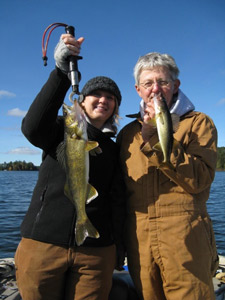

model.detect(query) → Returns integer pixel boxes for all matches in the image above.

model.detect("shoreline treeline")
[0,161,39,171]
[217,147,225,171]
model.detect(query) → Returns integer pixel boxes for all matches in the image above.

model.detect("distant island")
[0,147,224,171]
[0,161,39,171]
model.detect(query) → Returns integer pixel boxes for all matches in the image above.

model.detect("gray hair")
[133,52,180,85]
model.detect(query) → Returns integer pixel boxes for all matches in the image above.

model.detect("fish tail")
[75,218,100,246]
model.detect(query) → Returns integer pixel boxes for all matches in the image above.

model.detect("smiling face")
[135,66,180,108]
[80,89,116,129]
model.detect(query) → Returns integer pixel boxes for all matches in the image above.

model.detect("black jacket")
[20,68,125,248]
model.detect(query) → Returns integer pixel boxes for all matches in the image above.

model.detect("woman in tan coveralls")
[117,52,218,300]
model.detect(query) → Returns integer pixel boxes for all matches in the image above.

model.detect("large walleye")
[148,95,179,168]
[57,100,100,246]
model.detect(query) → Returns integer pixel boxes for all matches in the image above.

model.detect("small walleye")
[57,100,100,246]
[148,95,179,168]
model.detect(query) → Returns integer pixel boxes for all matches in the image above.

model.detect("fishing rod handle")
[65,25,81,94]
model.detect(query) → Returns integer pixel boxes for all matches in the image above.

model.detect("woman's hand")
[142,100,157,143]
[54,34,84,74]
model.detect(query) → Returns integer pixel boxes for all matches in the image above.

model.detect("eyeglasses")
[139,79,173,90]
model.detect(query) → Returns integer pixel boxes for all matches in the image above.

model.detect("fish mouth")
[149,92,162,101]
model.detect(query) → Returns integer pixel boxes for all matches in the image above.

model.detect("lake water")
[0,171,225,258]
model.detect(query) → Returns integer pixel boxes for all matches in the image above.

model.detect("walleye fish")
[148,95,179,168]
[57,101,100,246]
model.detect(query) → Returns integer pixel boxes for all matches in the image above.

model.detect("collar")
[84,115,117,136]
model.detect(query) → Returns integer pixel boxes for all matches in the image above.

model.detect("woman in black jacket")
[15,33,126,300]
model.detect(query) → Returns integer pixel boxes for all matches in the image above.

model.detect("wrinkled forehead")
[139,66,172,81]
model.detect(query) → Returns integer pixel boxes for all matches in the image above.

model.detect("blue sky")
[0,0,224,166]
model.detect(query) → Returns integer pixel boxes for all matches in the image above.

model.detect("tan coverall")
[117,111,218,300]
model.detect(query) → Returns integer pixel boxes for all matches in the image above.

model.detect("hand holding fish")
[142,100,157,143]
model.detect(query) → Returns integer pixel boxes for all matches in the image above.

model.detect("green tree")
[0,161,39,171]
[217,147,225,170]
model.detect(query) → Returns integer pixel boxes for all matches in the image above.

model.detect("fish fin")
[86,183,98,204]
[89,146,102,156]
[160,139,182,170]
[156,112,165,125]
[171,114,180,133]
[147,118,157,127]
[153,142,162,152]
[85,140,99,152]
[64,181,98,204]
[56,141,67,171]
[75,218,100,246]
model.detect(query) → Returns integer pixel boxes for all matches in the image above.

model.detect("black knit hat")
[79,76,122,106]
